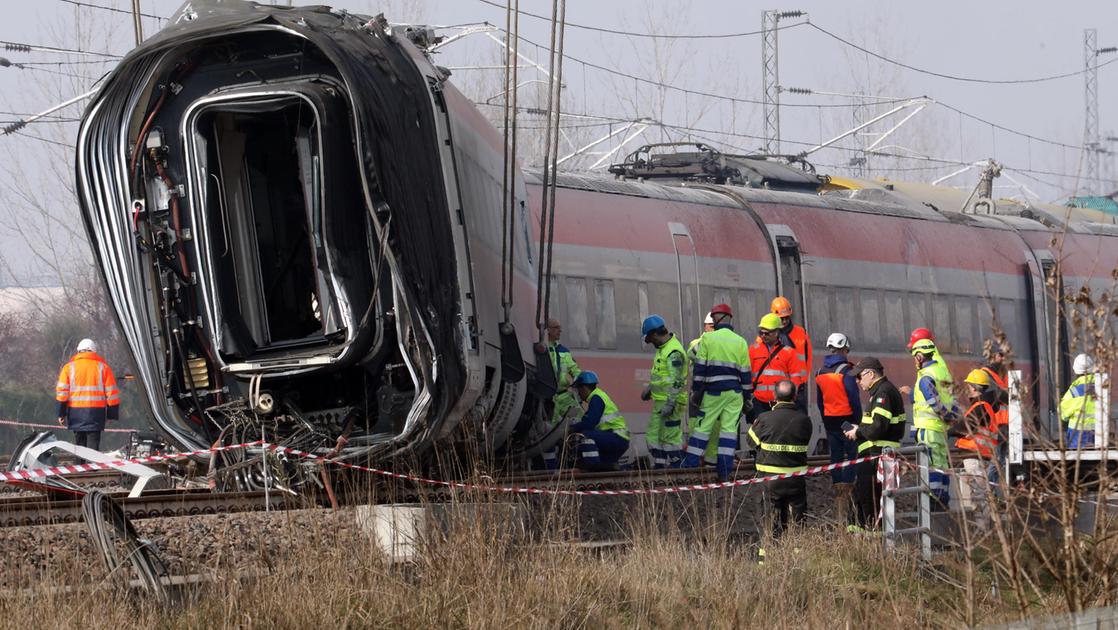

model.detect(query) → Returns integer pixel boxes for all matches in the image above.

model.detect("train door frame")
[1034,249,1069,435]
[766,224,825,454]
[669,222,702,339]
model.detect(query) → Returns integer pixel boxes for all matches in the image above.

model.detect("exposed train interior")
[88,29,441,459]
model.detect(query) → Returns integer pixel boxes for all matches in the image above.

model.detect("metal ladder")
[880,445,933,562]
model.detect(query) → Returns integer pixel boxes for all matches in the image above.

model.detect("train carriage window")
[884,291,906,346]
[650,281,681,334]
[594,280,617,350]
[713,288,734,322]
[548,275,564,329]
[860,290,881,348]
[955,296,975,355]
[997,298,1021,356]
[737,290,757,330]
[835,289,856,345]
[809,286,832,342]
[977,298,996,346]
[908,292,931,334]
[932,298,953,353]
[615,280,641,353]
[565,277,590,348]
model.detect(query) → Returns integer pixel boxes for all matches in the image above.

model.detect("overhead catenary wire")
[474,0,803,40]
[0,39,120,58]
[57,0,163,21]
[806,22,1118,85]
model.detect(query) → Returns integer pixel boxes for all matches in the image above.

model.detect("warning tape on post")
[0,439,878,497]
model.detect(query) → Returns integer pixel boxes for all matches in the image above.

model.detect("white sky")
[0,0,1116,284]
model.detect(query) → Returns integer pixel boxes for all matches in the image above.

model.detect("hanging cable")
[541,3,567,331]
[0,39,119,58]
[533,0,563,342]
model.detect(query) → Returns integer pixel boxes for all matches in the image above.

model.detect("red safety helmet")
[907,327,935,349]
[710,303,733,318]
[770,296,793,318]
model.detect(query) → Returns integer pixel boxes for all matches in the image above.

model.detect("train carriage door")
[1032,250,1068,434]
[669,222,701,338]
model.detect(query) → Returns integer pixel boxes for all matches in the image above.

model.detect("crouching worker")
[747,380,813,537]
[570,371,630,470]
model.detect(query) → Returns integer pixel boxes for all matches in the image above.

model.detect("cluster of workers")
[545,298,1103,533]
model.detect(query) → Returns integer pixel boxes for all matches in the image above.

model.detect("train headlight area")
[74,1,1118,481]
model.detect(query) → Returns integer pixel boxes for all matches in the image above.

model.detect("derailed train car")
[77,1,1118,471]
[76,2,545,468]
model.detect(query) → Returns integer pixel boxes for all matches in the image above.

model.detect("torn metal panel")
[75,1,542,473]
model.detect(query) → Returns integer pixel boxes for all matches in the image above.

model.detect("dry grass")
[0,495,1019,630]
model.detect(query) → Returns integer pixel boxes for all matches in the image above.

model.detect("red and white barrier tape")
[0,440,264,483]
[264,443,880,496]
[0,439,877,497]
[0,418,135,434]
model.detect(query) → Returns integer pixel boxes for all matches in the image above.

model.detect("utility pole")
[1084,31,1118,195]
[1085,29,1099,196]
[761,10,805,156]
[131,0,143,46]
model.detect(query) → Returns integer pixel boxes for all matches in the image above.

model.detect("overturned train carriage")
[76,2,543,467]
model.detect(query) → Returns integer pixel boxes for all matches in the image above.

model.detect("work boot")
[831,482,854,525]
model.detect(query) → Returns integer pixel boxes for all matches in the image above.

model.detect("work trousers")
[853,455,881,529]
[1066,428,1095,448]
[682,390,743,480]
[764,476,807,538]
[577,430,629,468]
[914,428,951,509]
[542,392,583,470]
[647,399,684,468]
[74,431,102,451]
[825,423,858,484]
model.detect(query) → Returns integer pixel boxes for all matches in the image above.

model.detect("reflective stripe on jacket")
[691,325,752,395]
[650,334,688,406]
[548,342,580,391]
[56,352,120,409]
[1060,375,1097,430]
[955,400,1000,458]
[585,386,630,440]
[748,341,801,403]
[912,359,957,432]
[855,377,907,453]
[746,403,812,474]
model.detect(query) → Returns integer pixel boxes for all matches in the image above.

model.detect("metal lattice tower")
[761,10,781,155]
[1085,29,1100,195]
[761,10,805,156]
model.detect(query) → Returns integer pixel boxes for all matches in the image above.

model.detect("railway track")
[0,489,298,528]
[0,454,862,528]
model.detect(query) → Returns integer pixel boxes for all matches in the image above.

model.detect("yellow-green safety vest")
[651,334,688,405]
[912,359,956,433]
[589,388,630,440]
[1060,375,1097,430]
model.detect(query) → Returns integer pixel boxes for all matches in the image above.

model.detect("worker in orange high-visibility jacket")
[770,296,813,376]
[56,338,120,451]
[749,314,806,420]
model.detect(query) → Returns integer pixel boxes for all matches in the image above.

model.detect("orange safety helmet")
[710,303,733,318]
[907,327,935,349]
[770,296,793,318]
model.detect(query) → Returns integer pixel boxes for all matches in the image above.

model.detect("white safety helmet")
[703,312,714,325]
[76,338,97,353]
[1073,353,1095,376]
[826,332,850,350]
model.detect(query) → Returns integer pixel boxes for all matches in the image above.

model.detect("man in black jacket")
[843,357,907,532]
[747,379,813,537]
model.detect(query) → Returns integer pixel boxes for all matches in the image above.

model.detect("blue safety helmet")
[574,371,599,387]
[641,314,666,338]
